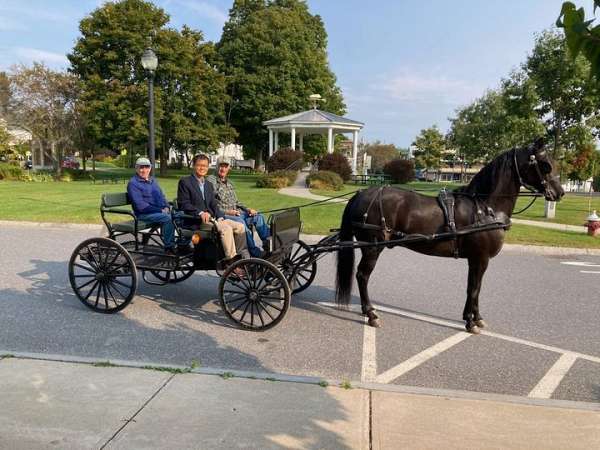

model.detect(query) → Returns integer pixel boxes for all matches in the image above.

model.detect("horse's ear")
[533,136,545,152]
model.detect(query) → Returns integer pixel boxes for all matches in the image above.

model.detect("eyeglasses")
[137,165,151,169]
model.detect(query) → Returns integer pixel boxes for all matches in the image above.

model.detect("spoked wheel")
[69,237,137,313]
[280,240,317,294]
[219,258,290,331]
[149,258,196,284]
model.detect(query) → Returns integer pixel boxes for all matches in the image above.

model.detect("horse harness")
[352,186,503,258]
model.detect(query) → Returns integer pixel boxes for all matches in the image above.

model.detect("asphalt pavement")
[1,223,599,405]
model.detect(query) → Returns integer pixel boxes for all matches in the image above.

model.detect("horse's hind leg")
[464,256,489,334]
[356,246,383,328]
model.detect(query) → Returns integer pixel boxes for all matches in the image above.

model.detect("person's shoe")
[164,246,177,256]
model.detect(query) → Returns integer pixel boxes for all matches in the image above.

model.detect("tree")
[0,122,11,158]
[362,141,401,171]
[557,1,600,77]
[0,72,11,119]
[217,0,345,161]
[448,72,545,163]
[10,63,79,175]
[383,159,414,184]
[524,30,599,157]
[412,126,445,170]
[69,0,232,175]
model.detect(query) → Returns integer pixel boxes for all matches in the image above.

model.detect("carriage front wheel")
[68,237,137,313]
[219,258,290,331]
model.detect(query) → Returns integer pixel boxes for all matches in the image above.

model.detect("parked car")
[61,157,80,169]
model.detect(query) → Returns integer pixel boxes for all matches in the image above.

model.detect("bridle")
[512,148,551,196]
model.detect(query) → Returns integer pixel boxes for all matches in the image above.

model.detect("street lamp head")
[141,48,158,72]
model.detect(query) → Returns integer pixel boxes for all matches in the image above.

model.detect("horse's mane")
[453,148,516,197]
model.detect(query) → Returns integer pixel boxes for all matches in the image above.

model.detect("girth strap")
[437,188,459,258]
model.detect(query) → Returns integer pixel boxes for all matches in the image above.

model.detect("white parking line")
[580,270,600,274]
[361,317,377,382]
[561,261,600,267]
[315,302,600,365]
[528,354,578,399]
[375,332,471,384]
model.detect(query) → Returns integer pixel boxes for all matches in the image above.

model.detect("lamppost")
[141,47,158,171]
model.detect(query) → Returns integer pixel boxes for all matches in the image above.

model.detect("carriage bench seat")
[101,192,155,238]
[178,222,215,241]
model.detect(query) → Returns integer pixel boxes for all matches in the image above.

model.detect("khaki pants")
[215,218,247,260]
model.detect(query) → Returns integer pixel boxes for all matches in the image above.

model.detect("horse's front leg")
[357,246,383,328]
[464,256,489,334]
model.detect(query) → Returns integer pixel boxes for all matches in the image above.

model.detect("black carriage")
[68,192,318,331]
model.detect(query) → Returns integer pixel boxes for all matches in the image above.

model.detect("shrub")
[318,153,351,181]
[0,163,25,180]
[383,158,414,183]
[256,170,298,188]
[306,170,343,191]
[267,148,304,172]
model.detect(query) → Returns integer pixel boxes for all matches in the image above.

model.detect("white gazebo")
[263,97,364,173]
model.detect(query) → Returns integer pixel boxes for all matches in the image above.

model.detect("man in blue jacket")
[126,157,176,254]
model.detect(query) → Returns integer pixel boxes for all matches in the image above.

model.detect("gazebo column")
[352,130,359,174]
[327,127,333,153]
[291,127,296,150]
[268,129,274,157]
[299,133,304,152]
[275,131,279,152]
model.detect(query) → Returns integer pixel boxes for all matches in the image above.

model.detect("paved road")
[1,224,599,404]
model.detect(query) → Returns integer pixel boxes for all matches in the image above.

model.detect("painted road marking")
[580,270,600,274]
[528,353,578,399]
[561,261,600,267]
[375,332,471,384]
[361,317,377,382]
[316,302,600,365]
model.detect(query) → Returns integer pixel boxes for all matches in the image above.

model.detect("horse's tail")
[336,194,357,307]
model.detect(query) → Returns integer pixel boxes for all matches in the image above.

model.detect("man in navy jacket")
[177,154,247,262]
[127,157,176,253]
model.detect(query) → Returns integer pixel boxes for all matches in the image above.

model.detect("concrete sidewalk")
[1,356,598,450]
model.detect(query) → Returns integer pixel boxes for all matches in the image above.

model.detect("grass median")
[1,174,599,248]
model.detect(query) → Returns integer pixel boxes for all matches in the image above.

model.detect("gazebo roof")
[263,109,363,128]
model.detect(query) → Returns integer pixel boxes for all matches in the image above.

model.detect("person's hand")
[227,209,240,216]
[162,206,170,214]
[199,211,211,223]
[248,208,257,216]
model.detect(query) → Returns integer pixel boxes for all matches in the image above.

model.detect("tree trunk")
[82,150,87,172]
[159,139,168,177]
[92,149,96,172]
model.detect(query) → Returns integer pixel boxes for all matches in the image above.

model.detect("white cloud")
[374,70,484,107]
[14,47,69,66]
[176,0,228,25]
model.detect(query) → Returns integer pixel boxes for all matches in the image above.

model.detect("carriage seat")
[171,199,216,241]
[101,192,154,237]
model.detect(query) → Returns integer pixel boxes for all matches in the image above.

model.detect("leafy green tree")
[362,141,401,172]
[412,126,445,170]
[524,29,599,157]
[557,1,600,76]
[69,0,232,175]
[0,122,11,158]
[10,63,79,175]
[448,72,545,163]
[217,0,345,161]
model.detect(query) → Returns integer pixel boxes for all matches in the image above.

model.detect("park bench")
[350,174,392,185]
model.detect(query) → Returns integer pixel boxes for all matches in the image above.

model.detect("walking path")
[279,173,588,233]
[1,355,597,449]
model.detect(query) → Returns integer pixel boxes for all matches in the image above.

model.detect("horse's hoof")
[474,319,487,329]
[368,318,382,328]
[466,324,481,334]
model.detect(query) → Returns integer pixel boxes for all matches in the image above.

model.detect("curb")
[1,351,598,412]
[2,220,600,256]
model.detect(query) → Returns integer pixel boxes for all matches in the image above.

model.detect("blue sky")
[0,0,593,147]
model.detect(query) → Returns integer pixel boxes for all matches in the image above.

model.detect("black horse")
[335,137,564,333]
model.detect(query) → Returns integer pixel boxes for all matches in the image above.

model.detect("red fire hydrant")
[586,210,600,236]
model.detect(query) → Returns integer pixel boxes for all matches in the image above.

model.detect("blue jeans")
[138,212,175,249]
[224,211,270,257]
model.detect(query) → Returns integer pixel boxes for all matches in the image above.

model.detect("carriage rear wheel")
[219,258,290,331]
[69,237,137,313]
[280,240,317,294]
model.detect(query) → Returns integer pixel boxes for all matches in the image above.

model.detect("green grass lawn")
[2,172,599,247]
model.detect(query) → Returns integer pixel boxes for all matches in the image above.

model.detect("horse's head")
[514,137,564,201]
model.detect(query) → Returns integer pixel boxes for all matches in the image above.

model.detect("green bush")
[318,153,352,181]
[267,148,304,172]
[112,154,132,168]
[0,163,25,180]
[306,170,343,191]
[256,170,298,188]
[62,169,90,181]
[383,158,414,183]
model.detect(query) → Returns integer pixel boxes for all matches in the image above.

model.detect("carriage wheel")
[149,259,196,284]
[69,237,137,313]
[219,258,290,331]
[280,240,317,294]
